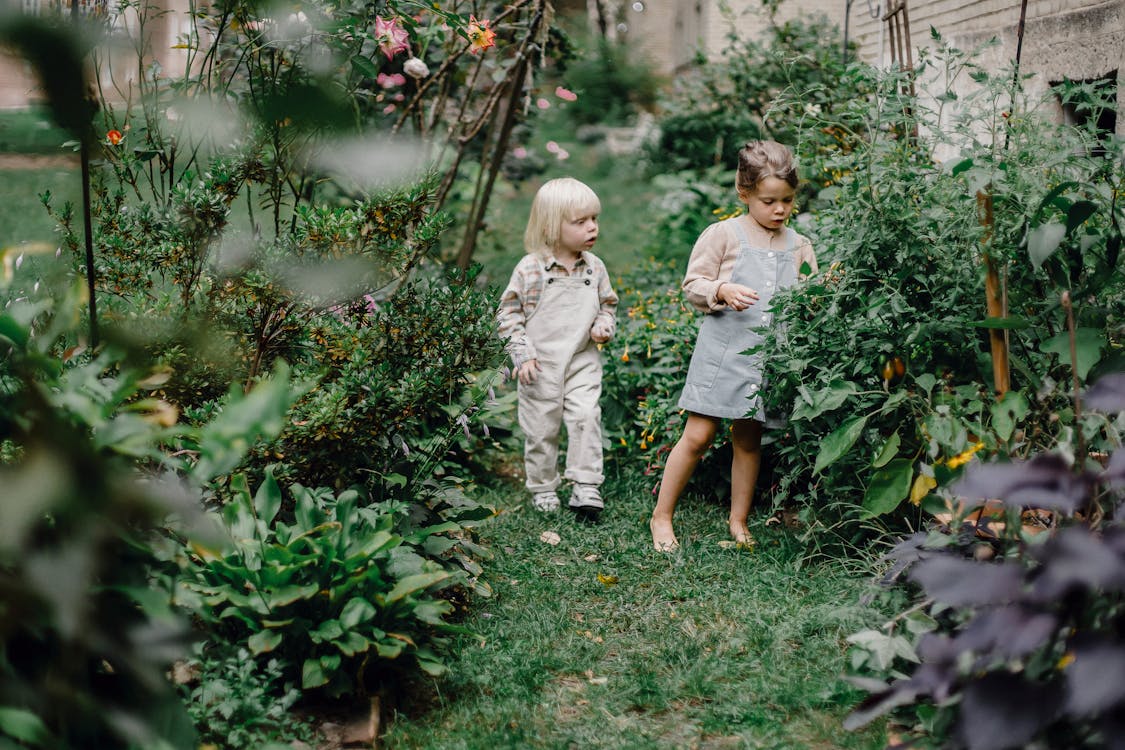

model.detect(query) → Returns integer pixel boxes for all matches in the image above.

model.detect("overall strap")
[728,218,752,249]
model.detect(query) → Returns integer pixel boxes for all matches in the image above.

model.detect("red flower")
[106,129,124,145]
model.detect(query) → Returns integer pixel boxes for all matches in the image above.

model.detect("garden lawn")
[381,475,890,750]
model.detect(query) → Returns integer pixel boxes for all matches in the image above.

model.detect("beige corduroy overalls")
[517,270,604,493]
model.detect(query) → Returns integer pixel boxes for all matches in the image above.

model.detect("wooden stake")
[978,189,1010,395]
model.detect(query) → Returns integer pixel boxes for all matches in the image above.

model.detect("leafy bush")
[0,279,285,750]
[645,10,863,202]
[844,373,1125,749]
[558,37,662,127]
[176,471,472,697]
[761,36,1125,543]
[180,646,315,750]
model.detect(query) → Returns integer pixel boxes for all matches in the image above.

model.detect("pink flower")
[555,148,570,160]
[383,104,397,114]
[374,15,410,60]
[512,146,528,158]
[545,141,560,153]
[376,72,407,89]
[536,98,550,110]
[555,86,578,102]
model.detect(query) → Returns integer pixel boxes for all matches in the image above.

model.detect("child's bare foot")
[650,517,679,552]
[730,523,755,548]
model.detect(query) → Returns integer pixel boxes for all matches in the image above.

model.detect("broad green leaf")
[1066,200,1098,232]
[990,391,1029,442]
[914,373,938,395]
[253,469,282,526]
[340,597,377,629]
[385,572,450,603]
[350,55,379,78]
[969,316,1030,330]
[333,630,370,657]
[862,459,913,516]
[191,363,298,482]
[310,619,344,644]
[872,431,901,469]
[248,629,282,655]
[412,599,454,626]
[0,706,48,744]
[1027,222,1066,270]
[302,658,327,689]
[814,416,867,474]
[265,583,319,608]
[1041,328,1105,381]
[791,380,859,422]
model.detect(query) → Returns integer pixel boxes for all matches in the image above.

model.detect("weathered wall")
[0,0,194,110]
[618,0,1123,133]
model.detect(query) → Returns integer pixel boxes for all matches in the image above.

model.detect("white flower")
[403,57,429,79]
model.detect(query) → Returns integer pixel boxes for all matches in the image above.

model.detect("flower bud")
[403,57,429,79]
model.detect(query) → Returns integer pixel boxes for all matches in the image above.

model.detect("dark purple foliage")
[950,454,1090,513]
[958,672,1062,750]
[910,556,1023,606]
[1064,636,1125,715]
[1084,372,1125,413]
[848,437,1125,748]
[1029,526,1125,600]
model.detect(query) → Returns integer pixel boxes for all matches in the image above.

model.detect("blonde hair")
[736,140,799,192]
[523,177,601,255]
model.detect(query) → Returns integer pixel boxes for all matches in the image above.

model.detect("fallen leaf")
[596,573,618,586]
[584,554,599,562]
[588,676,608,685]
[540,531,561,545]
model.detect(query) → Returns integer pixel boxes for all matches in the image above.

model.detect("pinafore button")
[584,279,591,285]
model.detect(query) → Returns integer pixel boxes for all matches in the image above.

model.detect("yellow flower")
[466,15,496,54]
[946,441,985,469]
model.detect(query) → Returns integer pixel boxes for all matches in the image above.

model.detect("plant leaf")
[248,628,282,654]
[1027,222,1066,269]
[815,416,868,474]
[862,459,913,516]
[1041,328,1104,381]
[872,431,901,469]
[990,390,1029,442]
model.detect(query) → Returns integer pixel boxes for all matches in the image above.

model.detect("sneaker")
[532,491,560,512]
[567,483,603,512]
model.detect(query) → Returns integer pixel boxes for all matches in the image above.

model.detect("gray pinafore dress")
[677,221,798,421]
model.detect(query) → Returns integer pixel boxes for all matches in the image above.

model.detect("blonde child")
[498,177,618,519]
[650,141,817,551]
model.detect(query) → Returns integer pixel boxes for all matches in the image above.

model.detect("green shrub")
[176,471,470,696]
[558,37,662,127]
[761,35,1125,544]
[845,374,1125,748]
[180,645,315,750]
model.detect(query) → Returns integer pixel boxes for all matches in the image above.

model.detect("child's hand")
[717,282,759,311]
[590,320,612,343]
[517,359,542,385]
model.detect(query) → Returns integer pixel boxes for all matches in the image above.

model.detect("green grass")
[0,108,72,155]
[380,475,890,750]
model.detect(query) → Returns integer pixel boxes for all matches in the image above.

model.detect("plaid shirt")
[497,251,618,368]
